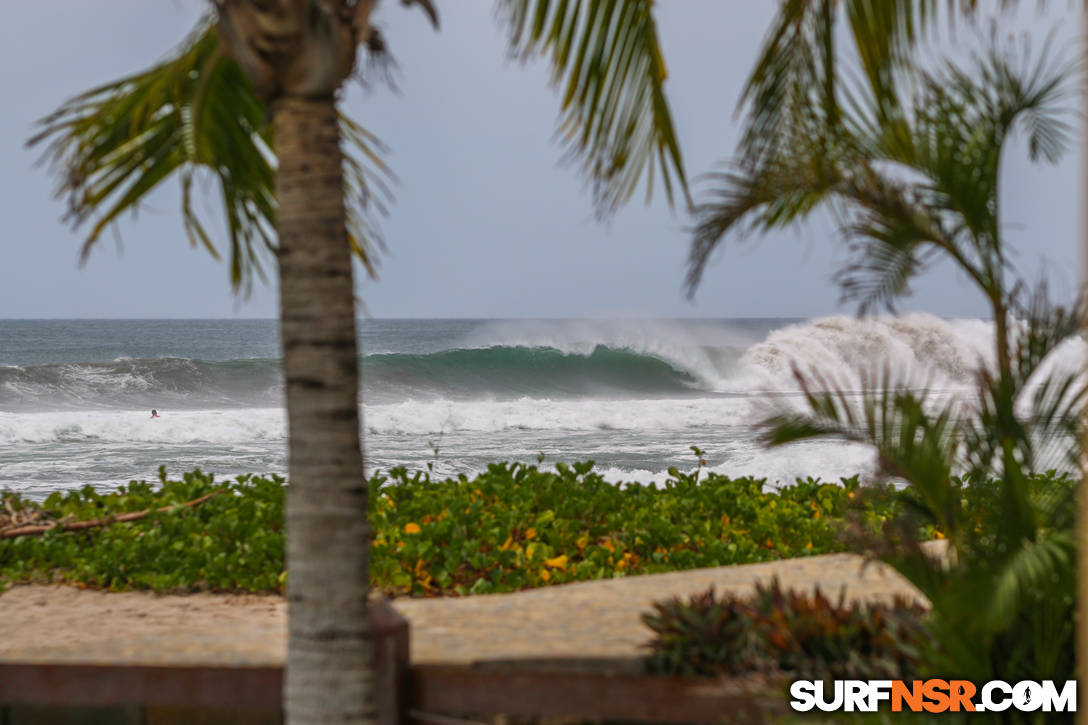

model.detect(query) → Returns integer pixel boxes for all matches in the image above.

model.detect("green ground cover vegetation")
[0,461,900,595]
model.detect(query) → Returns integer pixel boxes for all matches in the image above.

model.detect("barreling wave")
[3,314,1068,413]
[364,345,705,400]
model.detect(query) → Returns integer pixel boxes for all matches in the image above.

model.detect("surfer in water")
[150,409,160,419]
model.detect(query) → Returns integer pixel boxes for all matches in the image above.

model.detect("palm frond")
[29,20,393,292]
[738,0,1016,166]
[499,0,688,216]
[1010,282,1085,387]
[834,227,926,314]
[689,32,1074,310]
[762,365,965,537]
[1024,372,1085,471]
[686,148,847,295]
[721,0,1078,691]
[981,36,1077,164]
[903,44,1074,261]
[688,145,963,305]
[1011,285,1086,474]
[738,0,841,165]
[959,284,1088,474]
[978,529,1074,630]
[341,114,395,277]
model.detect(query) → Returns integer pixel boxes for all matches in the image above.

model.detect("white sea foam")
[0,409,286,445]
[363,396,759,435]
[0,397,759,444]
[591,441,878,489]
[722,314,997,393]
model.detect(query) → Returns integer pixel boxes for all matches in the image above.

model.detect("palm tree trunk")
[275,95,373,725]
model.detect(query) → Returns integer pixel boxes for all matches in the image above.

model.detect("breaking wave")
[1,314,1078,413]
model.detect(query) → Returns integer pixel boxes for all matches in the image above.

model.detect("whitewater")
[1,316,1079,497]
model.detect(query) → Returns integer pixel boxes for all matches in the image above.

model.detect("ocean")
[1,316,1076,498]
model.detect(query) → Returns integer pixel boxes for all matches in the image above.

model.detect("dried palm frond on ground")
[0,495,62,536]
[0,490,222,540]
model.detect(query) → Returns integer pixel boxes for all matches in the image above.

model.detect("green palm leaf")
[718,0,1078,693]
[763,365,965,537]
[29,21,393,292]
[738,0,1018,165]
[690,42,1072,311]
[499,0,689,215]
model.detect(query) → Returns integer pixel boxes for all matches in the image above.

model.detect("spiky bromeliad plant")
[687,4,1081,721]
[643,580,927,680]
[30,2,688,723]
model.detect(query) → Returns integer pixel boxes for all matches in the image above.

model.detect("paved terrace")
[0,551,924,669]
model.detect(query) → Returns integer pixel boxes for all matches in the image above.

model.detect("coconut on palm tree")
[30,1,688,723]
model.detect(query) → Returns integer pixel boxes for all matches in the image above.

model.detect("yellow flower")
[805,541,813,550]
[544,554,568,569]
[539,569,551,582]
[499,535,515,551]
[934,529,945,540]
[720,513,731,528]
[525,527,537,540]
[403,522,421,534]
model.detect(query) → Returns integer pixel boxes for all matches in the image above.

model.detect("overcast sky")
[0,2,1082,319]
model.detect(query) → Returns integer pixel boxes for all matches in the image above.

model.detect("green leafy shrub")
[1,462,895,595]
[643,580,927,680]
[0,468,285,592]
[367,462,895,596]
